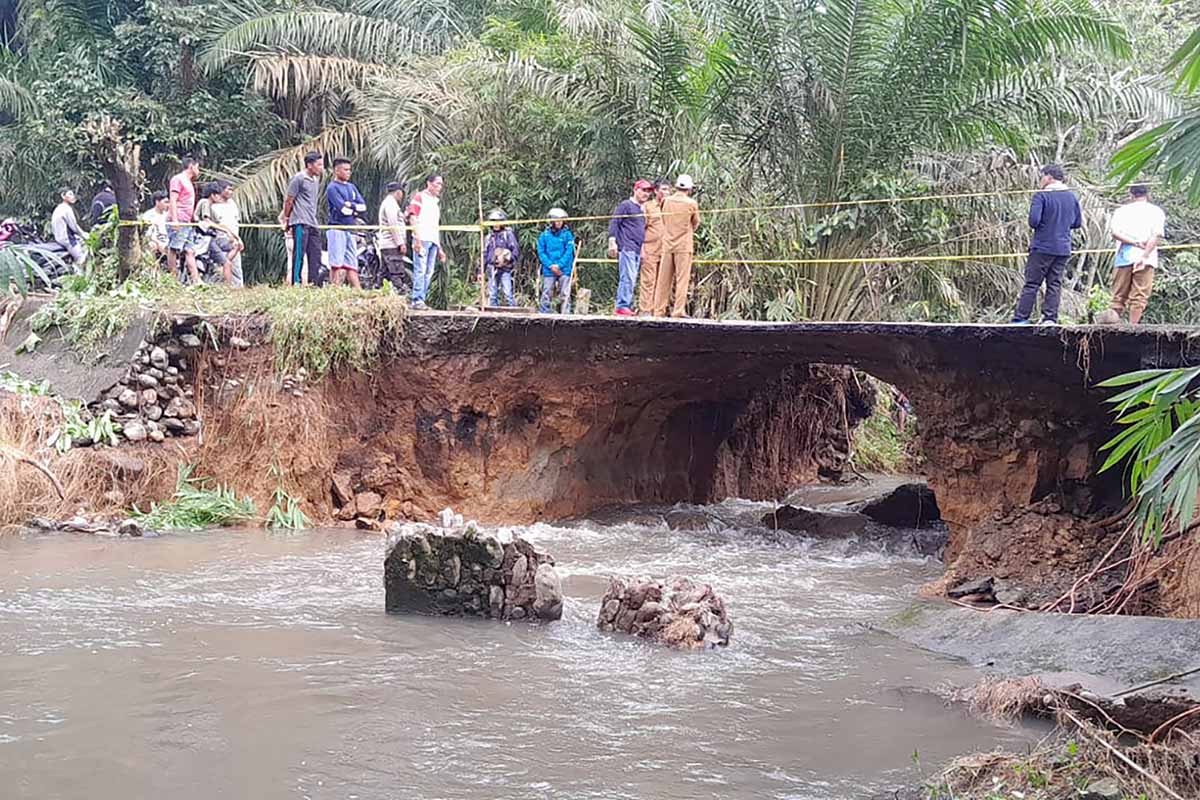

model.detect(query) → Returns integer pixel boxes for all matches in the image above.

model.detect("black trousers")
[290,224,325,286]
[1013,250,1068,322]
[379,247,412,293]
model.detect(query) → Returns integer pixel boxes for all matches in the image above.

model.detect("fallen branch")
[1149,706,1200,744]
[1116,665,1200,698]
[1060,709,1186,800]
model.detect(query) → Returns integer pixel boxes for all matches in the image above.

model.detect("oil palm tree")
[1111,27,1200,202]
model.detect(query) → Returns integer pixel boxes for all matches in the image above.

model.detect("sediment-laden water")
[0,497,1030,799]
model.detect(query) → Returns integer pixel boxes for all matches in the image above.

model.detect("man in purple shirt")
[608,179,652,316]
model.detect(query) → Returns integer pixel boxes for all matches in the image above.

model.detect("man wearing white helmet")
[537,208,575,314]
[484,208,520,307]
[652,174,701,318]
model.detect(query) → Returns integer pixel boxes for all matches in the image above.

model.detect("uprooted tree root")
[936,678,1200,800]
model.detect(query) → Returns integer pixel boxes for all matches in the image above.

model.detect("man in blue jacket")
[538,208,575,314]
[1012,164,1082,325]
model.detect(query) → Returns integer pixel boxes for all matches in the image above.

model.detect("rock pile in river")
[598,575,733,649]
[383,520,563,622]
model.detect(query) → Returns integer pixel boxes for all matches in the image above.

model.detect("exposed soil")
[8,310,1200,618]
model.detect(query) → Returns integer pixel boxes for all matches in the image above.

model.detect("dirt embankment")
[6,311,1200,617]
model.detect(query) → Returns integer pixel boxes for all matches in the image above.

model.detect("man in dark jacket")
[484,208,520,307]
[1011,164,1082,325]
[90,184,116,226]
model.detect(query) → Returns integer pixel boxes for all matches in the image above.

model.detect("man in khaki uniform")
[637,178,672,316]
[652,174,700,318]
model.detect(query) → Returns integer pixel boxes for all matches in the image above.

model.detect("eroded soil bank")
[5,309,1200,617]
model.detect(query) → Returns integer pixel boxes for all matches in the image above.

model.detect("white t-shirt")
[212,198,240,238]
[407,190,441,247]
[1111,200,1166,268]
[377,194,406,249]
[141,208,168,248]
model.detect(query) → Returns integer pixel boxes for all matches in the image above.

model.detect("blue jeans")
[615,250,640,310]
[540,274,572,314]
[488,268,515,307]
[412,243,439,303]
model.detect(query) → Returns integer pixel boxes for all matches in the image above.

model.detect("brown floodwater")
[0,498,1031,799]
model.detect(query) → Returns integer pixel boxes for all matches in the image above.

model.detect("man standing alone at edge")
[167,156,202,285]
[279,151,326,287]
[377,181,408,293]
[652,174,701,318]
[1011,164,1082,325]
[608,179,651,316]
[1107,184,1166,325]
[325,157,368,288]
[638,178,671,316]
[408,173,446,310]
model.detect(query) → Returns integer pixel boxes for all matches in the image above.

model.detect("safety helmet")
[675,174,695,190]
[487,208,507,222]
[548,207,568,220]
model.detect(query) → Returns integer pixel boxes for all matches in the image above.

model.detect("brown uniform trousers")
[652,192,700,317]
[638,198,664,312]
[1109,265,1154,320]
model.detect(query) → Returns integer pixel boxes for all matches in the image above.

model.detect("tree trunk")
[101,143,142,281]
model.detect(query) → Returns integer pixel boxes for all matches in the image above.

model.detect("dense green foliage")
[1099,366,1200,544]
[1,0,1197,320]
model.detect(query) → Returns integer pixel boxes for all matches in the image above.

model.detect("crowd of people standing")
[43,152,1169,325]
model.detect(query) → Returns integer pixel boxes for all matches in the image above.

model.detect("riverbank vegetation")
[1,1,1198,320]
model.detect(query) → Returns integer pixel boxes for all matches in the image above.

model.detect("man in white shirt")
[50,188,87,268]
[377,181,409,293]
[1108,184,1166,325]
[213,182,244,287]
[406,173,446,310]
[141,190,170,261]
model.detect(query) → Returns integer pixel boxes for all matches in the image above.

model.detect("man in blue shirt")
[1011,164,1083,325]
[608,179,652,316]
[326,157,368,288]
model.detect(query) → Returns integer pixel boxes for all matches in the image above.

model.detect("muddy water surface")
[0,498,1028,799]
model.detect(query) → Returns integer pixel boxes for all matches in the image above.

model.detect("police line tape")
[114,217,1198,266]
[115,181,1157,233]
[575,242,1200,267]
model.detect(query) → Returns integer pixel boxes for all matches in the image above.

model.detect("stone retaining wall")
[384,520,563,621]
[598,575,733,649]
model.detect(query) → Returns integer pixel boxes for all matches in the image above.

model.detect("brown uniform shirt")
[642,198,665,255]
[661,192,700,253]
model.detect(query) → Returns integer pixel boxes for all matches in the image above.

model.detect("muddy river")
[0,497,1030,799]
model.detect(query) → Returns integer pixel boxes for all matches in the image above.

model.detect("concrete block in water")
[598,575,732,649]
[383,521,562,622]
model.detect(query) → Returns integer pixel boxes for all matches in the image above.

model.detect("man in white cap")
[652,174,700,318]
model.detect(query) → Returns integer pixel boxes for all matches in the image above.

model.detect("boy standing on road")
[167,156,202,285]
[1107,185,1166,325]
[1011,164,1082,325]
[325,157,368,288]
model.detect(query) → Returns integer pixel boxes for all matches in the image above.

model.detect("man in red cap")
[608,179,653,316]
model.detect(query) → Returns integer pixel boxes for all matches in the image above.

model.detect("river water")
[0,498,1030,799]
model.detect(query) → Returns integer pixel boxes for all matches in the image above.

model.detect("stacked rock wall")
[598,576,733,649]
[384,521,563,621]
[92,316,208,444]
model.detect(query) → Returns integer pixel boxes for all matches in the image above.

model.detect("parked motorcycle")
[0,218,78,289]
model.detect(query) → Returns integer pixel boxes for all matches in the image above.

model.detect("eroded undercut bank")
[5,309,1200,616]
